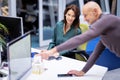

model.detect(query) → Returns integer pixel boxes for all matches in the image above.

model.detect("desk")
[26,56,108,80]
[0,48,108,80]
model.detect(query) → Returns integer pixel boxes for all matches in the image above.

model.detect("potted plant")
[0,22,9,61]
[0,22,9,48]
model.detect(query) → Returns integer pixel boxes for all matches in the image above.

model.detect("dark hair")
[63,4,80,28]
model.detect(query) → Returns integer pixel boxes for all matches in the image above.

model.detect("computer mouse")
[48,56,56,60]
[56,56,62,60]
[48,56,62,60]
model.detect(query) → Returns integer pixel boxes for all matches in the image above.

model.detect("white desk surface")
[0,48,108,80]
[26,56,108,80]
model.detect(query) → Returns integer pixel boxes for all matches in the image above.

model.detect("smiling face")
[63,5,80,28]
[82,1,102,25]
[65,9,76,26]
[83,8,97,25]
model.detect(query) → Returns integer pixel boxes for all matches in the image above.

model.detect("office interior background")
[1,0,120,49]
[0,0,120,79]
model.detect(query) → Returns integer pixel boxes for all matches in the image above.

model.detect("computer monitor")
[7,32,32,80]
[0,15,24,42]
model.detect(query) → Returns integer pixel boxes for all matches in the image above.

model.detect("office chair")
[70,24,89,61]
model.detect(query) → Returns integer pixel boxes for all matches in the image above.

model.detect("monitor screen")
[0,16,24,42]
[7,32,32,80]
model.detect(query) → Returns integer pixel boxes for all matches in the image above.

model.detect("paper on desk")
[31,48,41,53]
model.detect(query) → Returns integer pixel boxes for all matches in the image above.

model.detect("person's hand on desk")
[68,70,85,77]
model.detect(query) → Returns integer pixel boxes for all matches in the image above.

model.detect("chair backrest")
[77,23,89,50]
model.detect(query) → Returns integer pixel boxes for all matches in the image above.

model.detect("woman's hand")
[67,70,85,77]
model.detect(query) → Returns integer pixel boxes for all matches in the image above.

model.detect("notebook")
[7,31,32,80]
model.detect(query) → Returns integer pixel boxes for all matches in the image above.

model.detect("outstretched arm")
[39,28,101,60]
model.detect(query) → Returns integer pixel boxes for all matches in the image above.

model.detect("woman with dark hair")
[47,4,81,58]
